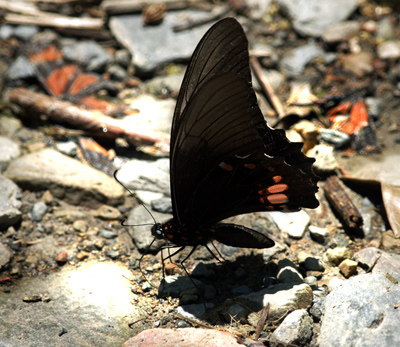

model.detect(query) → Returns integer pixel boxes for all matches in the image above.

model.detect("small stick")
[323,175,364,231]
[9,88,170,155]
[250,56,285,119]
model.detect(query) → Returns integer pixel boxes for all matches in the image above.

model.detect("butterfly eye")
[151,223,163,239]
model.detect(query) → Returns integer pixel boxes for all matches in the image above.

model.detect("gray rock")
[158,275,203,298]
[270,309,313,347]
[100,229,118,239]
[226,283,313,323]
[14,25,39,41]
[151,197,173,214]
[318,129,351,148]
[0,24,13,40]
[114,49,131,69]
[319,273,400,346]
[0,175,22,229]
[280,42,325,77]
[126,205,169,253]
[322,21,361,44]
[107,64,128,81]
[377,17,395,41]
[6,55,35,81]
[0,261,140,346]
[109,11,214,74]
[31,201,48,222]
[4,148,124,207]
[117,158,170,196]
[0,116,22,136]
[62,41,112,72]
[309,297,325,321]
[25,236,60,261]
[176,304,214,320]
[0,242,13,271]
[278,0,358,37]
[55,140,77,157]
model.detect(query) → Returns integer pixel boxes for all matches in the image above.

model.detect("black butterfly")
[151,17,319,252]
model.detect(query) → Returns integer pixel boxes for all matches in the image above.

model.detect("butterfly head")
[151,223,164,239]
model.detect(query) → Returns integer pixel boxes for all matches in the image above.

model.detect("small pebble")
[338,259,358,278]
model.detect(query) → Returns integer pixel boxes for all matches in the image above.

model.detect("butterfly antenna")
[113,169,157,225]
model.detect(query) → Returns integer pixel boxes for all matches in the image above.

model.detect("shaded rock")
[124,328,242,347]
[109,11,214,75]
[0,175,22,229]
[280,42,325,77]
[62,41,112,72]
[277,0,358,37]
[4,148,124,208]
[0,243,13,271]
[270,309,313,347]
[158,276,203,298]
[277,266,304,283]
[227,283,313,323]
[304,256,325,271]
[319,273,400,346]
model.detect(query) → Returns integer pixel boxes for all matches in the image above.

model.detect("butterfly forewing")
[170,18,319,228]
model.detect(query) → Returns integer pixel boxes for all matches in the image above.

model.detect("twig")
[9,88,170,155]
[323,175,364,232]
[250,56,285,118]
[101,0,210,15]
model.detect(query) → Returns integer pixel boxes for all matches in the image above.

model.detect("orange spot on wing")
[272,175,282,183]
[267,183,288,194]
[244,163,256,169]
[267,193,289,204]
[219,162,233,171]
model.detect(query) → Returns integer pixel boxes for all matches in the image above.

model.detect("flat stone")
[4,148,124,208]
[319,273,400,346]
[270,309,313,347]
